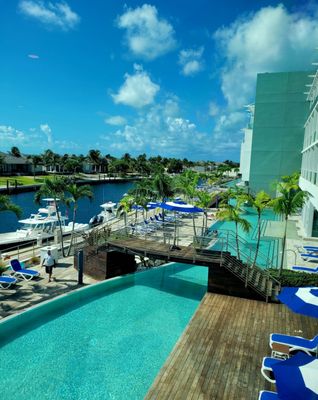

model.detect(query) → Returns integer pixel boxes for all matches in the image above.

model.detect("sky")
[1,0,318,161]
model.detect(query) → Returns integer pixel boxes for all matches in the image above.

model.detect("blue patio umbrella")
[147,202,160,210]
[277,287,318,318]
[159,201,203,246]
[159,201,203,213]
[272,352,318,399]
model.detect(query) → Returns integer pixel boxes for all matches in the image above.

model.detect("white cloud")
[0,126,26,144]
[0,125,46,149]
[105,115,127,126]
[117,4,176,60]
[179,47,204,76]
[55,139,79,150]
[100,98,212,159]
[214,4,318,110]
[112,66,160,108]
[19,1,80,31]
[27,54,39,59]
[40,123,53,145]
[208,102,220,117]
[208,4,318,157]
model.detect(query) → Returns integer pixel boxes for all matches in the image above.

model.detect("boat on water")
[0,198,89,250]
[89,201,117,226]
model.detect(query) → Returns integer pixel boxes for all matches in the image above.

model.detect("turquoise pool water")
[210,205,281,268]
[224,178,241,188]
[0,263,208,400]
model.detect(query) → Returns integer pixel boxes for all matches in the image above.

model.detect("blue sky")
[1,0,318,161]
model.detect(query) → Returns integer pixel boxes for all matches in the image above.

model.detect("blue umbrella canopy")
[272,352,318,400]
[147,202,160,210]
[277,287,318,318]
[159,201,203,213]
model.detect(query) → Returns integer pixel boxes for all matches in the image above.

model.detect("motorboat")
[0,198,88,250]
[89,201,117,226]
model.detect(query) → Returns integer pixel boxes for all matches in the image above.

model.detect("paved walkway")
[0,256,97,319]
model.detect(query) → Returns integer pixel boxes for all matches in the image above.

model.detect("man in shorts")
[42,250,56,282]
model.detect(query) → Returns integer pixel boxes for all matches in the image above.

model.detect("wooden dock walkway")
[145,293,318,400]
[106,237,222,267]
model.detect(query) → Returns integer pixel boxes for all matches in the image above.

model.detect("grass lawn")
[0,175,52,187]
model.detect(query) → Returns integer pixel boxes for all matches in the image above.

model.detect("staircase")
[221,252,280,302]
[197,229,281,302]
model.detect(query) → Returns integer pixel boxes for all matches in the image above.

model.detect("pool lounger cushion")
[0,275,17,289]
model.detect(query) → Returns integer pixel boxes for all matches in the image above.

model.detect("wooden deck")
[106,237,222,267]
[145,293,318,400]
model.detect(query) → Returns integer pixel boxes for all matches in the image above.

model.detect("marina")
[0,198,88,249]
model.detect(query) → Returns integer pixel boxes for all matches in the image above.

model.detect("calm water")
[0,182,133,233]
[0,263,208,400]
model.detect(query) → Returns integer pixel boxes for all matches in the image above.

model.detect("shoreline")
[0,175,141,195]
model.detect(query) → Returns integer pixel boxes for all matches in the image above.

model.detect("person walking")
[42,250,56,282]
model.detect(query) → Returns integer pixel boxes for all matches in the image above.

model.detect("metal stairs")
[221,252,280,302]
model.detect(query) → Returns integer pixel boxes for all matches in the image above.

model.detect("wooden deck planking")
[107,237,222,266]
[145,293,318,400]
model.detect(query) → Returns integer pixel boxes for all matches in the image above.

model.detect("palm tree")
[270,175,309,275]
[28,155,42,179]
[0,195,22,218]
[35,176,68,256]
[65,183,93,255]
[174,170,199,203]
[10,146,21,158]
[129,179,155,222]
[217,203,251,260]
[246,191,271,267]
[195,190,217,235]
[152,172,174,203]
[116,195,134,232]
[88,149,101,173]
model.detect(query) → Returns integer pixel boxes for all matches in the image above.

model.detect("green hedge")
[269,269,318,287]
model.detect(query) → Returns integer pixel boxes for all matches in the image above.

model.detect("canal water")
[0,182,134,234]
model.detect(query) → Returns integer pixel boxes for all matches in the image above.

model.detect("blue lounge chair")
[0,275,17,289]
[291,265,318,273]
[300,253,318,261]
[270,333,318,355]
[258,391,278,400]
[10,259,40,281]
[261,357,283,383]
[303,245,318,251]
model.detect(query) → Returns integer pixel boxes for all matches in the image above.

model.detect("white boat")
[0,198,88,249]
[89,201,117,226]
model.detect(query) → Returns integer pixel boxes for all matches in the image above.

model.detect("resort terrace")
[1,209,318,399]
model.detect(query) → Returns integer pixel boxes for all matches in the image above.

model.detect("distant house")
[0,152,32,175]
[0,152,44,175]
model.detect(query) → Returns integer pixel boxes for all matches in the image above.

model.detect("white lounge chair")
[270,333,318,355]
[258,391,279,400]
[261,357,282,383]
[10,259,40,281]
[303,245,318,251]
[291,265,318,273]
[300,253,318,262]
[0,275,17,289]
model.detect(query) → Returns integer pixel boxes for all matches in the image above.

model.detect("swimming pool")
[209,205,281,268]
[0,263,208,400]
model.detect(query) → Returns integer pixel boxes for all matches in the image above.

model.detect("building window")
[312,210,318,237]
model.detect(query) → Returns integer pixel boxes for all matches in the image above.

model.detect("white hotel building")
[300,69,318,238]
